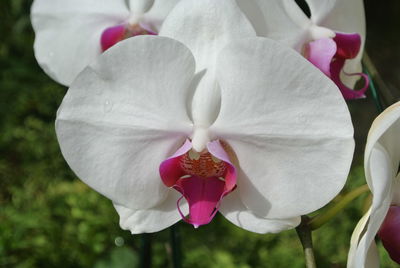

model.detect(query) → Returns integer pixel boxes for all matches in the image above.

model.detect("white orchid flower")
[347,102,400,267]
[236,0,368,99]
[55,0,354,234]
[31,0,179,86]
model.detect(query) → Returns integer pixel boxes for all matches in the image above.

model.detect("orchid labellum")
[31,0,179,86]
[348,102,400,267]
[236,0,368,99]
[55,0,354,234]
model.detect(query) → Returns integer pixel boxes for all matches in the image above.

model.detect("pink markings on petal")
[304,38,337,77]
[378,206,400,264]
[330,57,369,100]
[334,32,361,59]
[304,32,369,100]
[101,24,126,52]
[207,140,237,191]
[159,140,237,228]
[100,23,157,52]
[159,139,192,187]
[175,176,226,227]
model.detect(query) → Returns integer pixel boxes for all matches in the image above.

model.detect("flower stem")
[170,224,182,268]
[309,184,370,230]
[363,53,397,109]
[296,216,317,268]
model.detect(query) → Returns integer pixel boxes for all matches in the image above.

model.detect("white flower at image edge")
[236,0,368,99]
[347,102,400,268]
[31,0,179,86]
[55,0,354,234]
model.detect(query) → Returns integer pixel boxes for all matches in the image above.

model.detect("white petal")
[305,0,337,24]
[365,102,400,189]
[236,0,310,49]
[354,144,393,267]
[114,190,188,234]
[128,0,154,14]
[159,0,256,139]
[142,0,181,30]
[219,190,301,234]
[347,209,372,268]
[319,0,366,87]
[211,37,354,219]
[31,0,129,86]
[160,0,256,71]
[56,36,195,210]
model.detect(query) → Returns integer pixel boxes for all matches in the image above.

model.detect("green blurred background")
[0,0,399,267]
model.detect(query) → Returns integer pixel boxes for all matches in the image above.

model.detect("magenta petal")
[378,206,400,264]
[333,32,362,59]
[159,139,192,187]
[305,38,337,77]
[207,140,237,191]
[100,24,126,52]
[175,176,226,228]
[330,58,369,100]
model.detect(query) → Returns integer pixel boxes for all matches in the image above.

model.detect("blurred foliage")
[0,0,399,267]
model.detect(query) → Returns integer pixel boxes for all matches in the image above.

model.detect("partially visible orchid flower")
[347,102,400,267]
[56,0,354,234]
[31,0,179,86]
[236,0,369,99]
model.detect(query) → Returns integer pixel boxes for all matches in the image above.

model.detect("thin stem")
[362,53,398,108]
[296,216,317,268]
[365,68,384,113]
[170,224,182,268]
[309,184,370,230]
[139,234,152,268]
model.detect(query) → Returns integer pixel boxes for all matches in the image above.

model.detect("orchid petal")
[174,176,226,228]
[350,103,400,267]
[31,0,129,86]
[365,102,400,188]
[159,0,256,139]
[320,0,366,88]
[330,58,369,100]
[347,209,380,268]
[306,0,336,24]
[160,139,192,187]
[160,0,255,71]
[114,190,188,234]
[378,206,400,263]
[142,0,181,31]
[128,0,155,14]
[212,37,354,219]
[305,37,337,76]
[56,36,195,210]
[220,185,301,234]
[236,0,309,49]
[354,144,394,267]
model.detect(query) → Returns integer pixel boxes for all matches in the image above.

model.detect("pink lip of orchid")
[55,0,354,235]
[235,0,368,100]
[160,139,237,228]
[31,0,179,86]
[347,102,400,268]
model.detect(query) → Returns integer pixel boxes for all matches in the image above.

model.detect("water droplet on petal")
[104,100,113,113]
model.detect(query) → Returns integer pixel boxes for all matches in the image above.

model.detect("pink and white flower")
[31,0,179,86]
[55,0,354,234]
[348,102,400,267]
[236,0,368,99]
